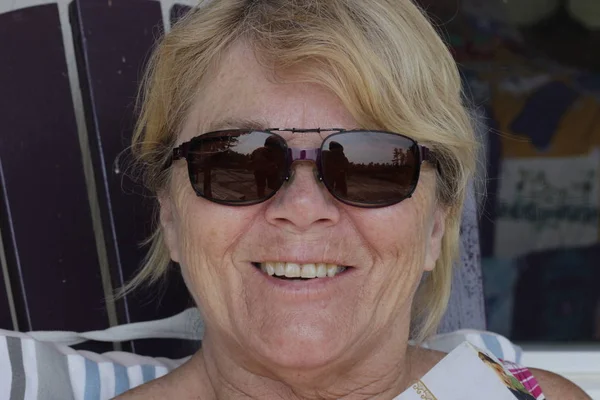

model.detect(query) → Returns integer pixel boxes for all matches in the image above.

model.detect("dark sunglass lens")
[321,131,419,206]
[187,131,287,204]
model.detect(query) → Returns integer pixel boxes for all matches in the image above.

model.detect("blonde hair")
[128,0,477,341]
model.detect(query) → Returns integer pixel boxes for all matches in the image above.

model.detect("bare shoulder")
[530,368,591,400]
[114,374,175,400]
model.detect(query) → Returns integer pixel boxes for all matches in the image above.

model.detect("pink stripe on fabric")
[502,360,545,400]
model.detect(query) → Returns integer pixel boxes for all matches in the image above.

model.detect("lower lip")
[250,264,354,293]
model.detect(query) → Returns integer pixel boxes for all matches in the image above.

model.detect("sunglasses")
[170,128,436,208]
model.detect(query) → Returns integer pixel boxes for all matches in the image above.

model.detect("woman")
[120,0,589,398]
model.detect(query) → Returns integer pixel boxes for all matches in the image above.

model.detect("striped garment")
[0,330,183,399]
[0,313,543,399]
[503,359,545,400]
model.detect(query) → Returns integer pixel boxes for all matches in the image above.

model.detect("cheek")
[351,184,434,316]
[363,206,429,292]
[172,187,255,324]
[357,193,431,267]
[171,171,249,263]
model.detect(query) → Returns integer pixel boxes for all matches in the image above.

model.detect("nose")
[264,161,340,233]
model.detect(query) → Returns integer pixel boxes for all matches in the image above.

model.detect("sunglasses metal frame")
[170,128,435,208]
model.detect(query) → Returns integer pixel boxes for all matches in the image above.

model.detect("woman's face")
[161,43,446,371]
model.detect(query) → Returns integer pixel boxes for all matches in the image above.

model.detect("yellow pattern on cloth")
[493,88,600,158]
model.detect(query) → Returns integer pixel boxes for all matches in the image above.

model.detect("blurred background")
[418,0,600,344]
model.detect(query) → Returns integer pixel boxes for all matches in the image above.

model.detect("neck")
[184,327,417,400]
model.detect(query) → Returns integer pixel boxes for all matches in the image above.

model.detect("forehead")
[179,42,358,144]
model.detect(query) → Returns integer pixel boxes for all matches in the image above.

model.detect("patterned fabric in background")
[483,245,600,342]
[477,72,600,341]
[456,6,600,342]
[512,244,600,341]
[494,154,599,258]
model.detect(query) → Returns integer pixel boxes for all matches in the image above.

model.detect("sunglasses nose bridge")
[286,147,323,182]
[287,148,320,162]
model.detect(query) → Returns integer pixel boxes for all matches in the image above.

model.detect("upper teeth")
[260,262,346,278]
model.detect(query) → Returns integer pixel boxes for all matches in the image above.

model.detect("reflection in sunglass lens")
[187,131,288,204]
[321,131,419,206]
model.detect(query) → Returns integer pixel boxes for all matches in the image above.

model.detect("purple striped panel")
[0,4,108,332]
[70,0,194,358]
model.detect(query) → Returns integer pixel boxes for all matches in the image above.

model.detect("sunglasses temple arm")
[420,145,431,163]
[173,142,192,159]
[420,145,442,174]
[165,142,191,169]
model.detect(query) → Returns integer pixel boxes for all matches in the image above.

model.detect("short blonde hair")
[128,0,477,341]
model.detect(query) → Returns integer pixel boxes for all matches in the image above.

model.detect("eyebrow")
[204,117,270,133]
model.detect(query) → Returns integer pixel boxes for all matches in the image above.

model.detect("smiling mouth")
[252,262,348,280]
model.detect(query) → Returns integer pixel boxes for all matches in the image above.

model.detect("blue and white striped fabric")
[0,308,523,399]
[0,329,186,399]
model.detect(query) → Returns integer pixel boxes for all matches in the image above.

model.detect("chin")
[246,313,351,370]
